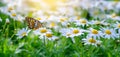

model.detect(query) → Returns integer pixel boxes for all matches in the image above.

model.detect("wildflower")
[46,21,59,30]
[89,20,105,25]
[87,28,102,39]
[75,19,88,26]
[16,15,24,22]
[82,36,102,46]
[33,28,51,35]
[59,18,68,23]
[11,13,17,17]
[101,28,118,39]
[114,22,120,35]
[45,32,58,41]
[58,17,69,26]
[70,28,84,37]
[59,28,78,43]
[8,6,14,12]
[10,11,17,19]
[59,28,72,38]
[114,22,120,29]
[60,28,85,37]
[16,28,30,38]
[106,13,120,21]
[39,32,58,41]
[6,18,10,23]
[35,16,47,23]
[89,8,106,19]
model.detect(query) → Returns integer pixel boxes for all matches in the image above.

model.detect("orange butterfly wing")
[25,17,43,30]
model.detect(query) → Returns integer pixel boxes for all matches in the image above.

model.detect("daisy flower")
[33,28,51,35]
[45,32,58,41]
[59,28,78,43]
[59,28,72,38]
[16,28,30,38]
[6,18,10,23]
[114,22,120,29]
[70,28,85,37]
[35,16,47,23]
[10,11,17,17]
[60,28,85,38]
[39,32,58,41]
[106,13,120,21]
[89,20,105,25]
[16,15,24,22]
[89,8,105,19]
[82,36,102,46]
[7,5,14,12]
[58,17,68,23]
[1,2,16,15]
[58,17,69,26]
[46,21,60,31]
[75,19,89,26]
[9,10,18,20]
[0,6,11,15]
[101,28,118,39]
[87,28,102,39]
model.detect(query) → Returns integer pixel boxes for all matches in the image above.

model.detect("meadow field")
[0,0,120,57]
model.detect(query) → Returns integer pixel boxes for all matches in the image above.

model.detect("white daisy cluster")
[1,0,120,46]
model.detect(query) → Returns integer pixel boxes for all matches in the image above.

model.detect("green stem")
[13,19,16,29]
[3,23,6,33]
[5,25,9,38]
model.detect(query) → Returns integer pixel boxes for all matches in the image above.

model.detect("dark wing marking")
[25,17,43,30]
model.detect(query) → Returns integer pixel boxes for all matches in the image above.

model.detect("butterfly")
[25,17,43,30]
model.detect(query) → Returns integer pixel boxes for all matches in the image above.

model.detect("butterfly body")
[25,17,43,30]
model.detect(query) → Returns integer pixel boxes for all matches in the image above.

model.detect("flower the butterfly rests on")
[25,17,43,30]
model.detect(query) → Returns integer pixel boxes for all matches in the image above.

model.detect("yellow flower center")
[67,33,71,36]
[80,19,86,24]
[118,24,120,28]
[36,17,41,20]
[95,21,101,24]
[12,13,16,17]
[50,22,56,27]
[46,33,52,38]
[60,18,67,22]
[88,38,96,43]
[77,16,81,20]
[73,29,79,34]
[111,13,117,18]
[21,32,26,36]
[93,11,99,15]
[92,29,98,34]
[105,30,111,35]
[40,29,47,33]
[107,23,110,26]
[8,7,13,11]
